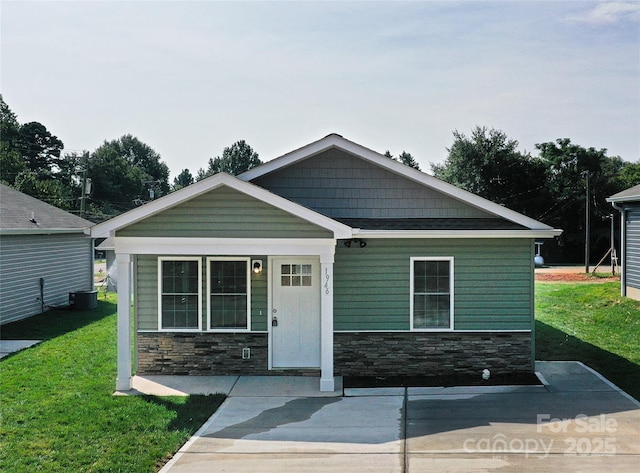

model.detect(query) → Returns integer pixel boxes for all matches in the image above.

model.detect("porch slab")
[229,376,343,398]
[125,375,344,397]
[131,375,239,396]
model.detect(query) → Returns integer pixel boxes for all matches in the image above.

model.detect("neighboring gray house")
[0,184,94,324]
[91,134,561,392]
[96,237,117,292]
[607,184,640,300]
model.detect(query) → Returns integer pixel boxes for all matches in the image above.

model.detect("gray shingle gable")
[0,183,92,231]
[251,147,496,220]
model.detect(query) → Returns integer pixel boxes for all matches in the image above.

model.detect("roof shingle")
[0,183,92,232]
[608,184,640,202]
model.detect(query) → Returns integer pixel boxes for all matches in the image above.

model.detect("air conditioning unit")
[69,290,98,310]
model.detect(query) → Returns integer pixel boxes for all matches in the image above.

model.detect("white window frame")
[410,256,454,331]
[158,256,202,332]
[206,257,251,332]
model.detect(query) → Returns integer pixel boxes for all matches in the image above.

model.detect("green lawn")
[536,281,640,401]
[0,295,224,473]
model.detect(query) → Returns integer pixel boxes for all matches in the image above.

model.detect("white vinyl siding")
[625,207,640,291]
[410,257,454,330]
[0,234,93,325]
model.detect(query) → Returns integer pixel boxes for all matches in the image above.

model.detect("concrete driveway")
[160,362,640,472]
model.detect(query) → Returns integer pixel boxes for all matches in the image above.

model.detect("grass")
[0,295,224,473]
[535,281,640,401]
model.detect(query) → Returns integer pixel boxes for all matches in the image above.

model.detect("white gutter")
[0,228,90,235]
[608,195,640,204]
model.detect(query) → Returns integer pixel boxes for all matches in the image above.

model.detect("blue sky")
[2,1,638,178]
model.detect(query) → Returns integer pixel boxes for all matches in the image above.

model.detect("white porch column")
[115,252,133,391]
[320,253,335,392]
[620,209,626,297]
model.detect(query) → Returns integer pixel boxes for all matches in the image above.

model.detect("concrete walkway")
[0,340,40,359]
[159,361,640,473]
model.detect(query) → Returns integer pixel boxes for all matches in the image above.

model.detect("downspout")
[39,277,45,313]
[611,202,625,297]
[86,227,95,292]
[530,239,536,371]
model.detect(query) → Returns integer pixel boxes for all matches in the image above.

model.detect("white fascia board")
[90,172,352,239]
[239,134,556,231]
[607,195,640,204]
[114,237,338,257]
[353,229,563,239]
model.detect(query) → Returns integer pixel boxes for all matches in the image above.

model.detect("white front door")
[271,257,320,368]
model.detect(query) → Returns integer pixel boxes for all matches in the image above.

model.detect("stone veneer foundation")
[137,332,319,376]
[137,331,532,377]
[334,332,532,377]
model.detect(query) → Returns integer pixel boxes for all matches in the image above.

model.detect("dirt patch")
[535,272,620,283]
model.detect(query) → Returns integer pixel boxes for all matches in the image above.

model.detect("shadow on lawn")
[142,394,225,432]
[0,299,116,341]
[536,320,640,401]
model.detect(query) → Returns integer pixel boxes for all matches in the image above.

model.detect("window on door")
[158,257,201,330]
[208,258,250,330]
[280,264,312,287]
[410,257,454,330]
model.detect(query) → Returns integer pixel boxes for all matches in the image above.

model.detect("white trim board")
[113,237,338,257]
[0,228,90,235]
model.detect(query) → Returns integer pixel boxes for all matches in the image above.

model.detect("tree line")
[1,95,638,262]
[0,96,262,221]
[432,126,639,262]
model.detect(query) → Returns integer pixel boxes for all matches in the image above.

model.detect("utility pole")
[80,154,88,218]
[79,152,91,218]
[610,213,616,275]
[584,172,590,274]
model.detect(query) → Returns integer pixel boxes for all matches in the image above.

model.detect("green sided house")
[91,134,561,392]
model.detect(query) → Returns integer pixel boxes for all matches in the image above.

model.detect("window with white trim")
[159,257,201,330]
[207,258,250,330]
[410,257,454,330]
